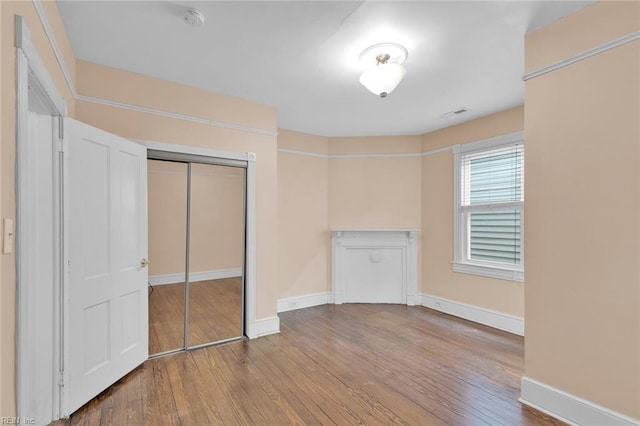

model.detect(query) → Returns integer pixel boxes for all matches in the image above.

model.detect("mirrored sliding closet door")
[147,155,246,358]
[187,163,245,348]
[147,160,187,355]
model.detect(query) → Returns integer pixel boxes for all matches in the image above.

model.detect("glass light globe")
[359,63,407,97]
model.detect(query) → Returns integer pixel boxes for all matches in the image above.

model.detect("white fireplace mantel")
[331,229,418,306]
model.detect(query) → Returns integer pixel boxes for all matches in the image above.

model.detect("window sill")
[452,261,524,283]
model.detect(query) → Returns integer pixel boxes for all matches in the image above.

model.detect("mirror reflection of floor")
[149,277,243,355]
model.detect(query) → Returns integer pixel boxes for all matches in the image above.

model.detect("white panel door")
[66,118,148,414]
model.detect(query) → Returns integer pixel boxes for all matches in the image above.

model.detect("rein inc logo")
[1,418,35,425]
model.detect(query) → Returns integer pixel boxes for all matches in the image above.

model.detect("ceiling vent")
[182,9,205,27]
[441,108,469,119]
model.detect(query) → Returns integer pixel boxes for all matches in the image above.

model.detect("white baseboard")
[246,316,280,339]
[277,291,332,313]
[420,293,524,336]
[148,268,242,285]
[520,376,639,426]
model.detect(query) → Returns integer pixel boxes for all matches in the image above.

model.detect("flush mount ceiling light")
[359,42,408,98]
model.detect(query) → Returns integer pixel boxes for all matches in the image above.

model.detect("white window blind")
[453,132,525,282]
[461,144,524,265]
[461,144,524,207]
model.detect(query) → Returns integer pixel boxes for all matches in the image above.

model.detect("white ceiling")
[57,1,592,137]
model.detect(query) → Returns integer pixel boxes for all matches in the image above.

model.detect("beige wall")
[328,136,422,229]
[148,160,188,276]
[189,163,245,273]
[277,130,330,298]
[524,1,639,418]
[278,133,426,300]
[525,0,640,74]
[147,161,244,277]
[74,61,278,320]
[1,1,77,416]
[421,107,525,317]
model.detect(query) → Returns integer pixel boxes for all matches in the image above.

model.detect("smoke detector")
[182,8,205,27]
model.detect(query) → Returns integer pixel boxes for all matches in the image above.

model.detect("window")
[453,132,524,282]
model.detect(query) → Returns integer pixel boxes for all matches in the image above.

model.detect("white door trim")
[15,15,67,424]
[138,140,260,339]
[137,140,250,162]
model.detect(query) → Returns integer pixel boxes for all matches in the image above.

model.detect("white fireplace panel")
[345,248,404,303]
[332,230,418,305]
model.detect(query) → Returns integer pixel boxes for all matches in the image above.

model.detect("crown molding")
[523,31,640,81]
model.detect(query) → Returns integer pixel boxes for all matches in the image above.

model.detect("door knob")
[140,258,149,268]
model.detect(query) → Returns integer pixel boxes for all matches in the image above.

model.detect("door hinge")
[57,371,64,387]
[57,117,65,152]
[58,116,64,140]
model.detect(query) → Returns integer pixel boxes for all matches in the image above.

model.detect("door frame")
[15,16,67,423]
[140,140,258,339]
[15,15,259,422]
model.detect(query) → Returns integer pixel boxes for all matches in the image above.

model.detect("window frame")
[452,131,525,282]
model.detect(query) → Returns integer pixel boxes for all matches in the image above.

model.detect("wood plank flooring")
[148,282,185,353]
[149,278,243,354]
[58,304,561,425]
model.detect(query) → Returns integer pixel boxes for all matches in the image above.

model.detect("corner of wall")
[276,129,330,302]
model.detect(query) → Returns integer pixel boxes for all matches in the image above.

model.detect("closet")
[146,152,247,356]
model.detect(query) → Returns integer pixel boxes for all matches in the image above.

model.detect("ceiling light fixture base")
[359,43,408,67]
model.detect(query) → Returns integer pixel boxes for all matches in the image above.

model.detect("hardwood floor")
[149,278,243,354]
[188,278,243,346]
[59,304,561,425]
[149,282,185,353]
